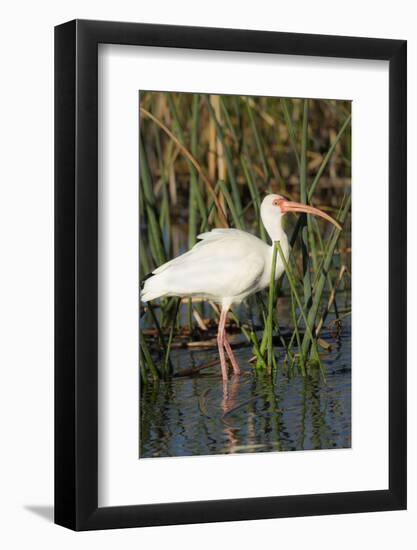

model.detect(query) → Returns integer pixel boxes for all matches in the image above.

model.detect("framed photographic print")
[55,19,407,530]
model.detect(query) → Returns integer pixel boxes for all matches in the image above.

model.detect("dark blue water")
[140,310,351,458]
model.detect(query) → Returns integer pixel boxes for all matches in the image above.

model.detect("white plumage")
[141,228,285,307]
[141,194,340,381]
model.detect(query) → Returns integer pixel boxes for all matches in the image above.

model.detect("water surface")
[140,314,351,458]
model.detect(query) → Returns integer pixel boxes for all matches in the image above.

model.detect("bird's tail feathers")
[141,274,166,302]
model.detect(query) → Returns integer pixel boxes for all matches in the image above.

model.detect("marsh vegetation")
[139,92,351,457]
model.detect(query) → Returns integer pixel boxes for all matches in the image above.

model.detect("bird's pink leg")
[217,308,228,381]
[223,336,240,375]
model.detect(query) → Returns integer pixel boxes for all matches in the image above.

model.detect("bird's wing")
[152,229,260,274]
[150,229,267,300]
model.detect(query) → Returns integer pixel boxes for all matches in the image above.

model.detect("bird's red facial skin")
[273,197,287,213]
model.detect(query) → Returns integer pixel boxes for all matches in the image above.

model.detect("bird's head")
[260,194,342,231]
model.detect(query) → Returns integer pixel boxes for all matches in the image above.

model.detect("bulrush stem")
[266,242,278,369]
[300,99,313,313]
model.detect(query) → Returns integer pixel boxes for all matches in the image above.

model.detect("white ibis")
[141,194,341,381]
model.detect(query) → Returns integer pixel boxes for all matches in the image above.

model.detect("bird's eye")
[272,199,279,206]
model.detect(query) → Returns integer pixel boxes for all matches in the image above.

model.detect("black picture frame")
[55,19,407,531]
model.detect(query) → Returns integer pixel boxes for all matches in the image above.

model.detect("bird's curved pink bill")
[277,199,342,230]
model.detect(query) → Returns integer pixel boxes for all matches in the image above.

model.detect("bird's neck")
[263,218,287,245]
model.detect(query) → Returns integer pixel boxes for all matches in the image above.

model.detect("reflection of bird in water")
[141,194,341,381]
[220,374,240,453]
[196,375,240,451]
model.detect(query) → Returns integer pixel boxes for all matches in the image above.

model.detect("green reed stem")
[241,155,267,241]
[290,288,306,376]
[280,98,301,168]
[146,302,166,351]
[139,348,148,386]
[308,113,352,200]
[220,96,239,143]
[164,298,181,376]
[251,333,268,370]
[139,233,151,279]
[228,310,268,369]
[188,94,200,246]
[300,195,351,358]
[311,216,339,318]
[159,176,171,256]
[140,331,159,382]
[246,101,270,179]
[288,113,351,250]
[139,135,166,266]
[267,243,278,368]
[307,216,319,275]
[218,180,243,229]
[276,241,324,379]
[299,99,312,311]
[287,196,348,351]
